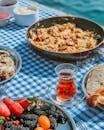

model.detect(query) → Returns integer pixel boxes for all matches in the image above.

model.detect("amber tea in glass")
[55,63,76,102]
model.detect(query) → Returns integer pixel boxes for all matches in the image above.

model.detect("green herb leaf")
[0,116,5,125]
[27,96,38,102]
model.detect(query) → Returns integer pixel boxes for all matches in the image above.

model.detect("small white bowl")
[0,0,17,5]
[0,0,17,17]
[13,6,39,26]
[0,12,10,27]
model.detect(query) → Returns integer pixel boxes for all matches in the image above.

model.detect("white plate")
[82,63,104,109]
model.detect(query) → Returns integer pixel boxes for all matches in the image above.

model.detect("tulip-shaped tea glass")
[56,63,76,102]
[47,63,82,106]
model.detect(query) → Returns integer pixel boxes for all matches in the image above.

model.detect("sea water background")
[33,0,104,26]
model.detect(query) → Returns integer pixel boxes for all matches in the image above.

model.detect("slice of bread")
[86,87,104,107]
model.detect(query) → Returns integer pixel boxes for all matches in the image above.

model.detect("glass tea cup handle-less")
[47,63,85,107]
[55,63,77,102]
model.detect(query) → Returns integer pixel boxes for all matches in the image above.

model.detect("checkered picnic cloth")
[0,0,104,129]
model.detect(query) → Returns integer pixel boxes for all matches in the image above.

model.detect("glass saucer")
[47,85,85,107]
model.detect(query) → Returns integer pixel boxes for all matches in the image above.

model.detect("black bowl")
[26,16,104,61]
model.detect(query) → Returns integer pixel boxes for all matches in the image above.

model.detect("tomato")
[38,115,51,130]
[34,127,44,130]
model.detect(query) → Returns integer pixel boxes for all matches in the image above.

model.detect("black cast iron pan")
[26,16,104,61]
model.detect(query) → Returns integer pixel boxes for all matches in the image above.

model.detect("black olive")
[49,116,58,129]
[4,121,13,128]
[33,109,48,116]
[23,120,37,129]
[20,114,38,120]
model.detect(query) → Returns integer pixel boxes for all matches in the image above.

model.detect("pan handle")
[99,40,104,48]
[97,41,104,55]
[96,38,104,51]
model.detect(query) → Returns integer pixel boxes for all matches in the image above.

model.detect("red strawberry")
[3,97,24,116]
[19,98,29,109]
[0,102,11,117]
[9,102,24,116]
[3,97,14,106]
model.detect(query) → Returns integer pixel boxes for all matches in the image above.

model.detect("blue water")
[33,0,104,25]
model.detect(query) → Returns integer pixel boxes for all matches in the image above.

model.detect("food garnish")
[0,116,5,125]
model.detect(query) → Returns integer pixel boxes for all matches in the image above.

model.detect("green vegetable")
[0,116,5,125]
[27,96,38,102]
[27,96,46,111]
[27,96,39,111]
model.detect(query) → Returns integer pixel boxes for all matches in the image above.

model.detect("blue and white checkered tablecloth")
[0,0,104,129]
